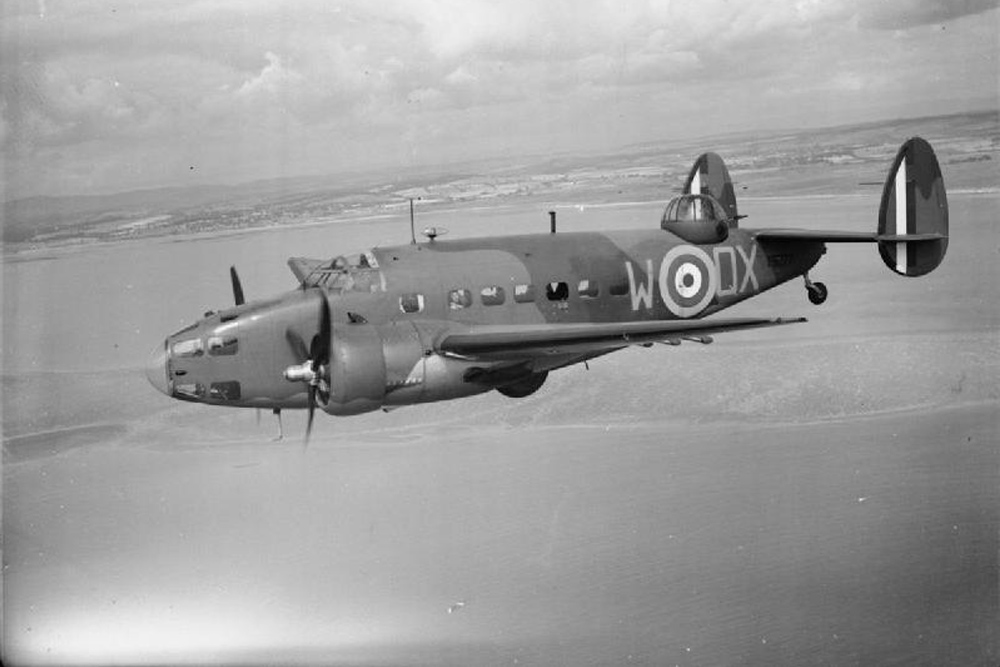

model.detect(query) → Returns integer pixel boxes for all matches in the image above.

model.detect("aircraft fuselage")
[150,228,823,414]
[144,138,949,431]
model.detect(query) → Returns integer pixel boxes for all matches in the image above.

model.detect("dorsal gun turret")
[660,193,730,244]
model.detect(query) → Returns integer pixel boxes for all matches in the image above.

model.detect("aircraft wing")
[751,229,945,243]
[436,316,806,361]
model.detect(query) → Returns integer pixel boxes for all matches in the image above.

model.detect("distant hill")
[4,110,996,250]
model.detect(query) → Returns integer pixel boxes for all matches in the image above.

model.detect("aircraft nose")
[145,343,169,395]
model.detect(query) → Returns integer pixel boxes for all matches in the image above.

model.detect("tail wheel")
[807,281,828,305]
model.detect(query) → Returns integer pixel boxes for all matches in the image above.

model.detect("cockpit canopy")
[660,194,730,244]
[292,251,384,293]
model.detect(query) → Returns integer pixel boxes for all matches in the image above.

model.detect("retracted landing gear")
[804,274,828,305]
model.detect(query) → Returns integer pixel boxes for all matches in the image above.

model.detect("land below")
[2,113,998,665]
[4,110,997,254]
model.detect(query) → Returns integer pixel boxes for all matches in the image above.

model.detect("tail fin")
[684,152,739,225]
[877,137,948,276]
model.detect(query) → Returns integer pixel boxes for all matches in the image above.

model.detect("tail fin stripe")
[894,157,907,274]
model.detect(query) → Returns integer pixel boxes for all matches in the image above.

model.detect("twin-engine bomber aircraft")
[146,138,949,441]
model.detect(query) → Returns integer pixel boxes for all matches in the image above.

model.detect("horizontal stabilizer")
[875,232,946,243]
[752,138,948,278]
[753,229,947,245]
[752,229,877,243]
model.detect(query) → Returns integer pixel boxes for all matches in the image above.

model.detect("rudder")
[877,137,948,277]
[684,152,739,225]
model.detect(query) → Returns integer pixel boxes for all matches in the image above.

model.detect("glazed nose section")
[145,343,170,395]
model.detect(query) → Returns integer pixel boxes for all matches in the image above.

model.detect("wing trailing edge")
[437,317,807,361]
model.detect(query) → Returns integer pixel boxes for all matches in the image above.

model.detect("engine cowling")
[323,321,494,415]
[324,323,387,415]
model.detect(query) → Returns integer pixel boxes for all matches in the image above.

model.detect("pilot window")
[171,338,204,358]
[546,281,569,301]
[480,286,506,306]
[174,382,205,399]
[514,284,535,303]
[207,335,238,356]
[399,293,424,313]
[577,279,599,298]
[448,288,472,310]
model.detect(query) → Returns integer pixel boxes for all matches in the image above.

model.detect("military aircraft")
[146,137,948,441]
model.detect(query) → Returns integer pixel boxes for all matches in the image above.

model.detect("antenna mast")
[409,198,416,245]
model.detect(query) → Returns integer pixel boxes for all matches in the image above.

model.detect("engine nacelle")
[325,323,387,415]
[324,321,494,416]
[496,371,548,398]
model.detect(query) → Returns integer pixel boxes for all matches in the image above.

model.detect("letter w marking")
[626,260,655,311]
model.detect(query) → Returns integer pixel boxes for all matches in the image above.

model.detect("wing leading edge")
[437,316,807,361]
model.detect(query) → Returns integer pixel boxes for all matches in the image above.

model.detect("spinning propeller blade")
[280,288,332,446]
[230,266,245,306]
[305,385,317,445]
[305,290,332,446]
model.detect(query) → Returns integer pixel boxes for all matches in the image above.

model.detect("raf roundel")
[658,245,717,318]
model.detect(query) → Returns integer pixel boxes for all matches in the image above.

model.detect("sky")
[1,0,997,200]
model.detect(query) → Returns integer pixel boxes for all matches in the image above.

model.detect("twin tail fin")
[876,137,948,277]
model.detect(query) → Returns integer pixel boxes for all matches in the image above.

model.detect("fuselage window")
[577,279,599,298]
[480,286,506,306]
[171,338,204,358]
[514,284,535,303]
[399,293,425,313]
[207,335,238,356]
[609,280,629,296]
[448,288,473,310]
[546,281,569,301]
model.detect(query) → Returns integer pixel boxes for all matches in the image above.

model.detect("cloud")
[858,0,999,30]
[1,0,996,198]
[236,52,303,98]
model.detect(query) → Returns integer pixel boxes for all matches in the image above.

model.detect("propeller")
[283,290,332,445]
[230,266,245,306]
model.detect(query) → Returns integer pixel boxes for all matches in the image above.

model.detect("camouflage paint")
[148,138,947,418]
